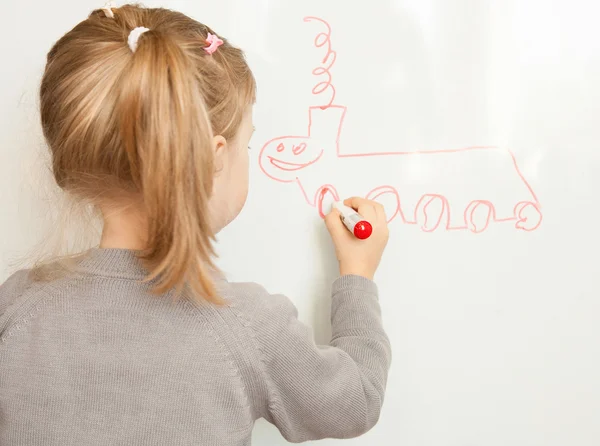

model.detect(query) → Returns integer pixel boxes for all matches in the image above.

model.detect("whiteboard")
[1,1,600,445]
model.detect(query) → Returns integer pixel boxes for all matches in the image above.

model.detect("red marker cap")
[353,221,373,240]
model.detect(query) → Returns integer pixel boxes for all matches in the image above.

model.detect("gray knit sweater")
[0,249,391,445]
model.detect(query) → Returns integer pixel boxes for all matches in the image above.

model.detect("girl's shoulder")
[0,269,35,317]
[221,281,298,314]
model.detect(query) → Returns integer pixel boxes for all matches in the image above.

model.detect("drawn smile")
[268,150,324,171]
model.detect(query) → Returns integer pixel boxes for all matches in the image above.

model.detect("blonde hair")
[38,4,256,304]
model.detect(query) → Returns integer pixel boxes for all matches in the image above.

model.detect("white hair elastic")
[102,1,116,18]
[128,27,150,53]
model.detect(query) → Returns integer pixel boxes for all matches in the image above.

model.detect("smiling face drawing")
[259,136,325,182]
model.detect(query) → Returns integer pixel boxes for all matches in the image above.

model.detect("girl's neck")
[100,207,148,250]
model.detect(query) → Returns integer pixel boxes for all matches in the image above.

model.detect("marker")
[332,202,373,239]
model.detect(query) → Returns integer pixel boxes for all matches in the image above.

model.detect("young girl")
[0,4,391,445]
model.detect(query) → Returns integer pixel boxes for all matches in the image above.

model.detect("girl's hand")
[324,197,390,280]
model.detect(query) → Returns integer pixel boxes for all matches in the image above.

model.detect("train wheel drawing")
[366,186,401,223]
[514,201,543,231]
[316,184,340,218]
[415,194,449,232]
[465,200,494,233]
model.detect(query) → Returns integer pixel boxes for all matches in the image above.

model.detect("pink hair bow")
[204,33,224,55]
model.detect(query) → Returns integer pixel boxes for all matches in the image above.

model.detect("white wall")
[1,1,599,445]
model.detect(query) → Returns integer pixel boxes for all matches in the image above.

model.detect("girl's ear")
[212,135,228,173]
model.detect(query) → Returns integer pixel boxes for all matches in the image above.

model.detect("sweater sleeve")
[244,275,391,442]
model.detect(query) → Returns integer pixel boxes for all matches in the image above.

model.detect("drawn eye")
[293,143,307,155]
[248,146,252,150]
[276,143,285,152]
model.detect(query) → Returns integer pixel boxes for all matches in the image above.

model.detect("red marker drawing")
[259,17,542,234]
[332,202,373,239]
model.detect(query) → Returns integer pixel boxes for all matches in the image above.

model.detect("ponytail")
[120,29,220,303]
